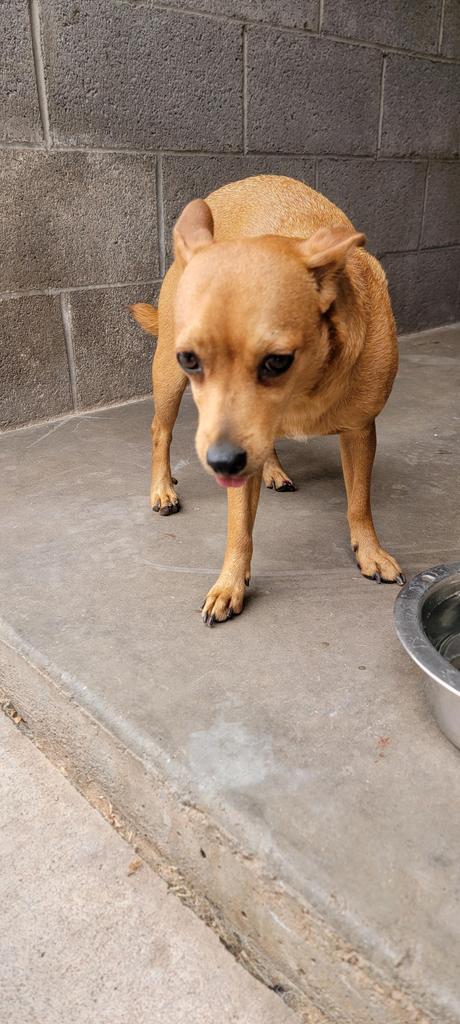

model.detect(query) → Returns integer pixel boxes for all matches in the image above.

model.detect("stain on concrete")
[188,721,276,795]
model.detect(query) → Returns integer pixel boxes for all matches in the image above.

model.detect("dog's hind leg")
[340,423,405,584]
[263,447,296,492]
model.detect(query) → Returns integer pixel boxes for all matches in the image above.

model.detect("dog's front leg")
[340,423,404,584]
[150,330,187,515]
[202,470,262,625]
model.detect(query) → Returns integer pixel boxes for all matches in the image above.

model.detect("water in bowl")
[424,590,460,670]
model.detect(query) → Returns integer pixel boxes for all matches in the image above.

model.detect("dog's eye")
[258,353,294,381]
[177,351,202,374]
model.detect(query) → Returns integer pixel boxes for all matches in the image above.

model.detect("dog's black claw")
[245,576,250,586]
[172,477,178,485]
[266,481,274,489]
[207,614,216,628]
[275,480,296,492]
[226,607,234,620]
[152,501,160,512]
[395,574,406,586]
[159,501,181,516]
[363,571,382,583]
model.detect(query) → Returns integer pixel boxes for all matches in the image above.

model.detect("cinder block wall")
[1,1,459,427]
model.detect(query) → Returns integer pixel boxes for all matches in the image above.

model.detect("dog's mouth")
[215,474,247,488]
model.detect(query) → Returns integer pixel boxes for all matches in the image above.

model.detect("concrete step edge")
[0,626,442,1024]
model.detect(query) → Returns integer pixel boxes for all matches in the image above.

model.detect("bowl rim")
[394,562,460,697]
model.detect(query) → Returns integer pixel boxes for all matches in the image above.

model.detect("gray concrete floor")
[0,714,295,1024]
[0,325,459,1023]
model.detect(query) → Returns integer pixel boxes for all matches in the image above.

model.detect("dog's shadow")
[275,436,343,490]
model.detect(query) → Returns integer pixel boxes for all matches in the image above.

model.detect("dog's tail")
[130,303,159,336]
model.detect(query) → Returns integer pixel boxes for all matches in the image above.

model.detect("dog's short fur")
[132,175,404,624]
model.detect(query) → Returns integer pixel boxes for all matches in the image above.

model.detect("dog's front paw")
[201,572,248,626]
[355,544,405,585]
[151,478,180,516]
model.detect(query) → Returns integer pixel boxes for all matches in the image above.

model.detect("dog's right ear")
[173,199,214,269]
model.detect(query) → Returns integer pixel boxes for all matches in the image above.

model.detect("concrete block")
[69,285,160,408]
[246,28,382,155]
[0,0,42,143]
[153,0,318,30]
[0,295,71,427]
[382,249,460,332]
[321,0,440,54]
[162,155,316,259]
[0,151,158,292]
[317,158,426,254]
[380,55,460,157]
[40,1,242,150]
[422,162,460,247]
[441,0,460,59]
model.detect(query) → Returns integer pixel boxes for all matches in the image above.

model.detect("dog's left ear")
[298,226,366,312]
[173,199,214,269]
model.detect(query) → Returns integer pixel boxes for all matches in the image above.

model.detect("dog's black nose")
[206,442,247,475]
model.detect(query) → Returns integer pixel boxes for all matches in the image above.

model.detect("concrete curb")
[0,623,439,1024]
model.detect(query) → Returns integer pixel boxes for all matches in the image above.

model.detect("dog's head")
[174,199,365,488]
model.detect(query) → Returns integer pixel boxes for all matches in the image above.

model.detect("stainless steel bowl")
[394,562,460,750]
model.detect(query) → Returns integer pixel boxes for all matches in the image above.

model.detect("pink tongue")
[216,475,247,488]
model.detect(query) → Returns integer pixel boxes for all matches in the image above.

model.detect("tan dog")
[132,175,404,625]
